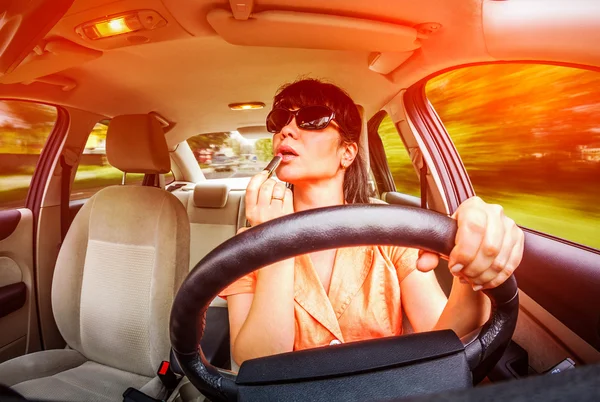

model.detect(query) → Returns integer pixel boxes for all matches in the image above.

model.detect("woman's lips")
[278,153,297,163]
[276,145,299,163]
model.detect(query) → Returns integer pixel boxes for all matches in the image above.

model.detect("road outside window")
[426,64,600,250]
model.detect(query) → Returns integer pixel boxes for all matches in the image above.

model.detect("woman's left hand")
[417,196,525,291]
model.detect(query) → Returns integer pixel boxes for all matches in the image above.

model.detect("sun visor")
[237,126,271,140]
[0,0,74,76]
[0,38,102,85]
[207,9,423,53]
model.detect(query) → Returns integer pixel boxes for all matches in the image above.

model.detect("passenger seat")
[0,114,190,400]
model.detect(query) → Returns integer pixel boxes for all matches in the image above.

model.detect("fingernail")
[472,285,483,292]
[261,170,269,175]
[450,264,464,273]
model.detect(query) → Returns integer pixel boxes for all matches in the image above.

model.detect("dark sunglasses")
[266,105,339,133]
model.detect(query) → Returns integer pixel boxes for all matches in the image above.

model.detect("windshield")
[187,132,272,179]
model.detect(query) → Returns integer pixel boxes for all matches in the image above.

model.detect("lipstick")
[263,155,282,179]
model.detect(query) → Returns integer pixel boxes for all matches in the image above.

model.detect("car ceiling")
[1,0,599,147]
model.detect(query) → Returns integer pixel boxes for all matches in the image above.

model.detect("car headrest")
[106,114,170,174]
[193,182,231,208]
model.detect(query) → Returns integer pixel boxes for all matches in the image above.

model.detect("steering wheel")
[170,205,519,401]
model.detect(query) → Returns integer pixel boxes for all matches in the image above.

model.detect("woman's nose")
[280,117,299,139]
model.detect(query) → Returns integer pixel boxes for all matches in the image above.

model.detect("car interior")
[0,0,599,401]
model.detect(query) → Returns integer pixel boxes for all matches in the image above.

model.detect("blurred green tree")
[254,138,273,161]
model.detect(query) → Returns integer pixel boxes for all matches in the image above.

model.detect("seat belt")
[420,154,428,209]
[59,151,77,242]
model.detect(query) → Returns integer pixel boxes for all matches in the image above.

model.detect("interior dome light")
[96,17,136,37]
[229,102,265,110]
[76,10,167,40]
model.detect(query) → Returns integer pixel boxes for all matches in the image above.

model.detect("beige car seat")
[0,114,190,401]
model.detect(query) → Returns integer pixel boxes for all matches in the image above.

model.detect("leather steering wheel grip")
[169,204,519,400]
[466,275,519,383]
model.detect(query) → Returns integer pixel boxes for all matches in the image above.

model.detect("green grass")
[0,165,144,208]
[72,166,144,191]
[0,187,29,210]
[72,166,123,191]
[478,192,600,250]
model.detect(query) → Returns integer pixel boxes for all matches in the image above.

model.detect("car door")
[376,62,600,378]
[0,100,67,362]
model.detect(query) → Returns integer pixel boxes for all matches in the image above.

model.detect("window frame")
[403,84,473,213]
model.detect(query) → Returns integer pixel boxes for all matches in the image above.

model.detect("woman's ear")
[341,142,358,168]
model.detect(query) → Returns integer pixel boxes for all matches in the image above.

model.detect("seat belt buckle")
[157,361,179,390]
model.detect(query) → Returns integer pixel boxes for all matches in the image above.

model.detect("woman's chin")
[276,173,295,183]
[275,167,299,183]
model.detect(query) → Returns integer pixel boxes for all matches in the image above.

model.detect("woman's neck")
[292,176,345,212]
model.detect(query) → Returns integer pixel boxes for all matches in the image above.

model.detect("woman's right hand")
[245,171,294,227]
[231,171,296,365]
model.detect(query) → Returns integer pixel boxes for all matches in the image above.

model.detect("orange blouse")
[219,245,418,351]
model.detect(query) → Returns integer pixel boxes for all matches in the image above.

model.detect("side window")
[426,64,600,250]
[70,122,143,201]
[377,114,420,197]
[0,100,58,210]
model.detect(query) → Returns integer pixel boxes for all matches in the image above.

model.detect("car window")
[377,114,420,197]
[0,100,58,210]
[187,132,271,179]
[426,63,600,250]
[70,122,143,200]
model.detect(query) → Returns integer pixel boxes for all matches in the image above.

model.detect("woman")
[220,79,524,366]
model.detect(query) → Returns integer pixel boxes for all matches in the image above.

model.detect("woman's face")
[271,109,345,184]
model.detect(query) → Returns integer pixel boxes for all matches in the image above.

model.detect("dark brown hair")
[273,78,370,204]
